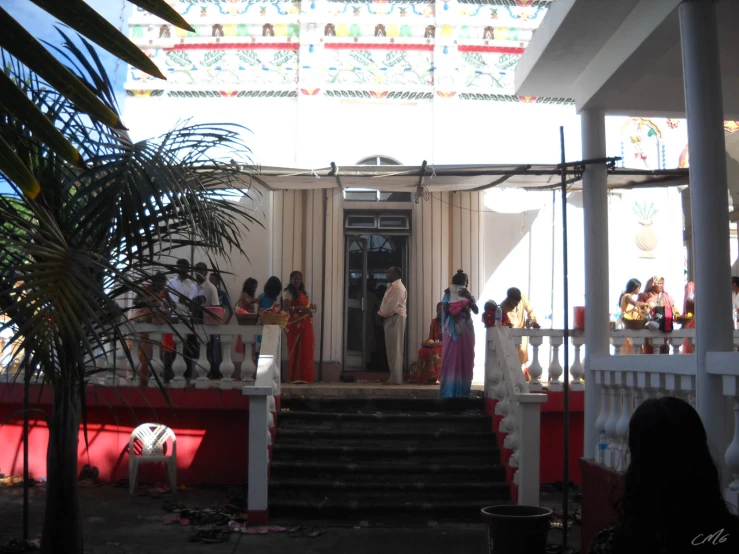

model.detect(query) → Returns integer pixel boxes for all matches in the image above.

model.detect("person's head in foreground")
[604,396,739,553]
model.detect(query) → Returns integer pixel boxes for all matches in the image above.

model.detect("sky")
[3,0,130,107]
[1,0,131,195]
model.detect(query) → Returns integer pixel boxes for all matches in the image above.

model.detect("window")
[346,215,377,229]
[343,155,412,202]
[378,215,409,230]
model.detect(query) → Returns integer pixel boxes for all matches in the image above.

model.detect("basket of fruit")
[259,309,289,328]
[674,312,694,326]
[622,312,648,330]
[422,339,441,348]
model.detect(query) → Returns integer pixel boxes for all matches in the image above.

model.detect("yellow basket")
[260,311,289,328]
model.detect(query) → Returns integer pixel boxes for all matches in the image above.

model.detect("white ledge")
[706,352,739,377]
[590,354,696,375]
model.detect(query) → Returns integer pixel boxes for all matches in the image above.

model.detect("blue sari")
[439,292,475,398]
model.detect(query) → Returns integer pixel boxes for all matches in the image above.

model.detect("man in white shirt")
[732,276,739,316]
[168,259,195,318]
[376,266,407,385]
[191,262,219,309]
[166,259,196,379]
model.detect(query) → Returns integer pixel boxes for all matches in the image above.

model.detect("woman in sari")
[619,278,648,355]
[410,303,443,384]
[131,273,172,385]
[235,278,258,360]
[255,276,282,361]
[282,271,316,383]
[440,270,478,398]
[638,276,675,354]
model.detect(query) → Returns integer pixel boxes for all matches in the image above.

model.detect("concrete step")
[270,460,506,481]
[277,411,492,433]
[280,397,485,414]
[275,428,497,443]
[272,443,499,462]
[268,497,510,519]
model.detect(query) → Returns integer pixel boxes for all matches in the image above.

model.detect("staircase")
[269,396,510,521]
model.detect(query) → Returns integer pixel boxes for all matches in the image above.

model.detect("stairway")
[269,396,510,521]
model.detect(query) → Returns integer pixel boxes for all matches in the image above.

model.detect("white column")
[516,395,547,506]
[246,395,269,517]
[679,0,733,452]
[581,108,609,461]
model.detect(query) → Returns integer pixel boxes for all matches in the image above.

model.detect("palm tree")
[0,0,195,199]
[0,33,258,554]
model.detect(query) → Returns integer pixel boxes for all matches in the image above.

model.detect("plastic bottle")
[598,430,608,464]
[495,305,502,326]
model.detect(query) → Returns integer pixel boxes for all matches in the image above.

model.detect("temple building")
[123,0,738,381]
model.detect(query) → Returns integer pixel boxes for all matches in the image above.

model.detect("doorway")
[344,233,408,372]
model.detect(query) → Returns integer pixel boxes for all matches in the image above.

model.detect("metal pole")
[559,126,570,552]
[23,359,30,541]
[318,188,328,382]
[679,0,732,454]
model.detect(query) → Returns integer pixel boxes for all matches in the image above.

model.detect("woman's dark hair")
[612,397,738,552]
[242,278,258,296]
[284,270,306,299]
[452,269,467,286]
[619,278,641,307]
[263,276,282,299]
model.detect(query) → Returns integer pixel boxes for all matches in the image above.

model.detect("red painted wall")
[485,390,584,499]
[0,384,251,486]
[580,458,622,553]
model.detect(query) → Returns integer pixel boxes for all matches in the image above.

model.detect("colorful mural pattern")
[126,0,562,101]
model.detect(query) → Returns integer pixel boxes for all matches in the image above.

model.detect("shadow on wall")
[482,209,541,286]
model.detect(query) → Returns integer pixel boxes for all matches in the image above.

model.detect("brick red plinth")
[486,390,585,500]
[247,510,268,525]
[580,458,623,553]
[0,383,252,486]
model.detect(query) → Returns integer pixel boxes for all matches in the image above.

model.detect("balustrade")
[486,326,547,506]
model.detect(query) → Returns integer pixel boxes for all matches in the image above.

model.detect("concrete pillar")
[581,108,609,461]
[679,0,732,452]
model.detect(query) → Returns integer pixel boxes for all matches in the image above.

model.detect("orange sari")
[283,290,315,383]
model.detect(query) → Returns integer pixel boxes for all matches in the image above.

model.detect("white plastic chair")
[129,423,177,494]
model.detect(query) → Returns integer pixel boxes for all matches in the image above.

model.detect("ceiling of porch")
[514,0,739,118]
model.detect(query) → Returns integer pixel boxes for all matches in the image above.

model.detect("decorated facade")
[126,0,564,103]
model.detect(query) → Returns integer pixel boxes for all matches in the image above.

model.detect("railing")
[0,321,281,521]
[485,326,547,506]
[242,325,281,523]
[501,326,739,514]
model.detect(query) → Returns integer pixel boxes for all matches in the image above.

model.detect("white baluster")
[615,372,634,471]
[604,373,620,469]
[611,336,625,356]
[220,335,236,389]
[570,335,585,392]
[527,335,543,391]
[650,372,664,399]
[241,338,257,383]
[670,337,681,356]
[149,333,163,388]
[485,340,498,398]
[196,329,211,390]
[724,398,739,513]
[129,337,140,387]
[548,336,563,392]
[171,335,187,388]
[594,382,608,460]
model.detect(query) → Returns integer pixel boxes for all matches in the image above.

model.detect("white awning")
[234,163,688,192]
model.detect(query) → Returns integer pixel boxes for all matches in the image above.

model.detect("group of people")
[406,271,540,397]
[235,271,317,383]
[131,260,318,385]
